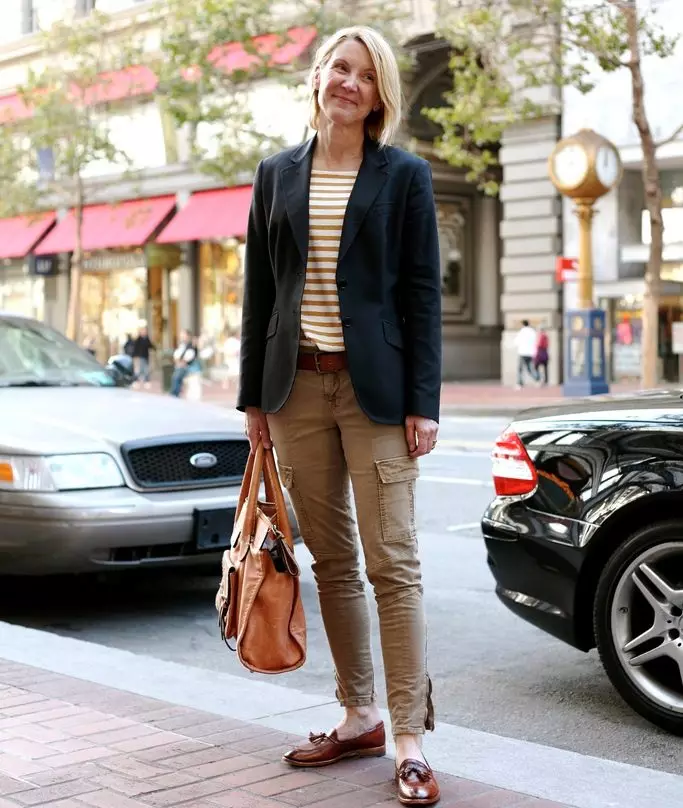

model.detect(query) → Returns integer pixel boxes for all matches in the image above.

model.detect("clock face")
[552,144,589,189]
[595,145,620,188]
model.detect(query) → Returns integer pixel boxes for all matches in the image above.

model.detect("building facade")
[561,0,683,383]
[0,0,569,384]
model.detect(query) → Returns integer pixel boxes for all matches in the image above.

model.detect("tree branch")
[656,121,683,149]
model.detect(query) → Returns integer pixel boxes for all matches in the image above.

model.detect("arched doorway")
[402,34,502,381]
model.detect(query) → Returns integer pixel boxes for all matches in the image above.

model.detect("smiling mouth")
[334,96,357,106]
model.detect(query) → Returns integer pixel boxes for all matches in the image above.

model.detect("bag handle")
[240,442,264,540]
[236,443,256,518]
[262,447,294,548]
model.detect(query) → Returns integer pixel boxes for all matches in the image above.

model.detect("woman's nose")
[342,75,359,91]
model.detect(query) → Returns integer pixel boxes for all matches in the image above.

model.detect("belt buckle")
[313,352,324,374]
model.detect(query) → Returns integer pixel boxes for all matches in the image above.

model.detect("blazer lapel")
[337,139,390,264]
[280,137,315,266]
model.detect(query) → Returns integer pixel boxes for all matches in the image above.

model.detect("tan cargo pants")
[267,367,434,736]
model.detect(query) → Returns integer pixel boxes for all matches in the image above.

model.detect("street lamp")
[548,128,623,396]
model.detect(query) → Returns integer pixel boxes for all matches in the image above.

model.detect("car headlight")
[0,453,125,492]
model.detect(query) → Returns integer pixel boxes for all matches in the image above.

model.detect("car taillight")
[491,429,538,497]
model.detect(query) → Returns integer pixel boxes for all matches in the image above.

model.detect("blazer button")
[338,278,347,289]
[342,317,352,327]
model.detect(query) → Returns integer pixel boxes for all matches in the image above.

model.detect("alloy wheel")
[611,541,683,715]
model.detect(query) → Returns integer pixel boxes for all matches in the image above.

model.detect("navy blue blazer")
[237,135,442,424]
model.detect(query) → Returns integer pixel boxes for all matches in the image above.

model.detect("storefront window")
[0,267,44,321]
[199,241,244,367]
[80,256,148,363]
[436,198,473,321]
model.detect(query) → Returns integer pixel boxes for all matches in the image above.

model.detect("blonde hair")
[307,26,402,148]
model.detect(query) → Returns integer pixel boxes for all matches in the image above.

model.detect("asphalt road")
[0,414,679,777]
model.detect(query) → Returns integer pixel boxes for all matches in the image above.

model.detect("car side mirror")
[107,354,135,386]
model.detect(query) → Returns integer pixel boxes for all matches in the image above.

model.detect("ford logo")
[190,452,218,469]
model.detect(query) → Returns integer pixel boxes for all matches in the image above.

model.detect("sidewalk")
[140,379,649,416]
[0,659,567,808]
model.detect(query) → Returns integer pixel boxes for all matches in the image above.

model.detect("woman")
[534,326,549,386]
[239,26,441,806]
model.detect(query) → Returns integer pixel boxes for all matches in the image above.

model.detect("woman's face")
[316,39,380,130]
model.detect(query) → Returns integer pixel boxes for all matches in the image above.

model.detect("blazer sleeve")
[237,160,276,411]
[401,160,442,422]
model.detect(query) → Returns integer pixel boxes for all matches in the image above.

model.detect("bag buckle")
[264,531,288,573]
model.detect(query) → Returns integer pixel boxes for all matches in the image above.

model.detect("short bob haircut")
[307,26,402,148]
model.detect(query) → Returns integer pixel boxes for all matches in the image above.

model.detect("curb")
[0,621,681,808]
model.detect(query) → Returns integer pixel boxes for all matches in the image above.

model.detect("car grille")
[121,438,250,490]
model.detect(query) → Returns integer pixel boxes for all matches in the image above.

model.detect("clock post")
[548,128,623,397]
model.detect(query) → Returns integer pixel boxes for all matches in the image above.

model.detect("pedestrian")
[122,333,135,358]
[170,329,200,397]
[238,26,441,806]
[132,325,155,388]
[514,319,539,389]
[534,326,549,386]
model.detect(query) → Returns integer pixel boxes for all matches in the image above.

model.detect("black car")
[481,390,683,735]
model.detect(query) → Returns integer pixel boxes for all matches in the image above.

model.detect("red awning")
[209,26,317,72]
[34,196,176,255]
[156,186,252,243]
[0,212,56,259]
[0,27,316,124]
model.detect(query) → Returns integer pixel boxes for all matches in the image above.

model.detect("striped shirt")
[300,169,358,352]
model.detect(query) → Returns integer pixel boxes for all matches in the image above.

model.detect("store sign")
[82,251,144,272]
[28,254,58,276]
[555,256,578,282]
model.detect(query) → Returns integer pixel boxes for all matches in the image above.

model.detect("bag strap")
[262,447,294,548]
[236,445,256,518]
[241,442,264,539]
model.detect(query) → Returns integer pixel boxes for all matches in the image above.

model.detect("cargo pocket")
[375,456,419,543]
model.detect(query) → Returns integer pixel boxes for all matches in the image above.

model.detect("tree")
[0,10,146,342]
[424,0,680,388]
[154,0,410,185]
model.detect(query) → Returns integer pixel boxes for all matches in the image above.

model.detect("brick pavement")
[0,660,574,808]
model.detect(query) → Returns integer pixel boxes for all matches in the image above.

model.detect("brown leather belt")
[297,351,348,374]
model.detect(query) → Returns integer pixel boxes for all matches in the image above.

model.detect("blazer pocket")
[382,320,404,350]
[371,201,396,216]
[266,311,279,339]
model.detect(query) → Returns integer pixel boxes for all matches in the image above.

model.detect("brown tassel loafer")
[282,721,386,768]
[396,758,440,805]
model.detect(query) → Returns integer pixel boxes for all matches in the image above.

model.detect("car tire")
[594,520,683,735]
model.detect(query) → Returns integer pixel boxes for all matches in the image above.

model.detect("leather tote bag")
[215,441,306,674]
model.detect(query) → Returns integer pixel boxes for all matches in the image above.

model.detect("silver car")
[0,312,281,576]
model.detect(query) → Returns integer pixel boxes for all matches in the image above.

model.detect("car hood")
[515,388,683,426]
[0,387,243,454]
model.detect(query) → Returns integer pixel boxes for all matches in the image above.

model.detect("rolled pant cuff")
[392,726,428,737]
[337,696,376,707]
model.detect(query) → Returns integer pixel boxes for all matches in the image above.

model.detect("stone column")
[177,242,199,335]
[499,117,563,385]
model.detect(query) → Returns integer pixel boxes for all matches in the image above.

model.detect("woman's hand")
[405,415,438,459]
[245,407,272,451]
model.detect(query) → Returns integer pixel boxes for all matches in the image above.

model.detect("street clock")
[548,129,623,200]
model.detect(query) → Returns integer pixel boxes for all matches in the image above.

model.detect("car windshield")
[0,317,115,387]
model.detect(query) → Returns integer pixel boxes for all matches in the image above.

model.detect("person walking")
[170,330,200,397]
[238,26,441,806]
[132,325,155,388]
[514,319,539,389]
[534,326,549,386]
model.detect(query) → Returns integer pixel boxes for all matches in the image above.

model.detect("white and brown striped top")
[300,169,358,352]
